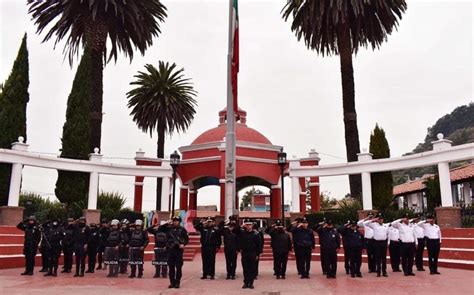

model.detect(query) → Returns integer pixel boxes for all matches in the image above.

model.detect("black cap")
[302,218,308,224]
[426,214,434,219]
[101,218,108,224]
[367,212,374,217]
[274,220,282,226]
[295,217,303,223]
[326,219,333,225]
[243,219,253,224]
[376,213,383,219]
[172,216,182,222]
[350,220,357,226]
[402,213,410,219]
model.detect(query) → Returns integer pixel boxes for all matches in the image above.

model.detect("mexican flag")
[231,0,239,112]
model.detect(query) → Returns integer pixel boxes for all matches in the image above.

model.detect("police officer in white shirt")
[418,214,442,275]
[366,213,389,277]
[391,214,418,276]
[412,214,426,271]
[358,213,376,273]
[388,224,401,272]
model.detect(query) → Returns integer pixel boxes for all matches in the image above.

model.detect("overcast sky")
[0,0,472,211]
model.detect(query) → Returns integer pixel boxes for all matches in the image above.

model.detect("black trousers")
[154,248,168,277]
[168,248,184,286]
[294,245,312,276]
[347,246,362,275]
[40,245,49,270]
[225,249,237,276]
[320,247,327,273]
[241,251,257,286]
[74,246,86,274]
[400,242,415,274]
[273,251,289,276]
[201,246,217,276]
[47,247,61,273]
[322,247,337,277]
[365,239,375,272]
[87,245,98,271]
[24,246,37,273]
[343,245,350,273]
[104,247,119,276]
[426,239,440,272]
[97,245,105,268]
[389,241,401,271]
[415,238,426,270]
[119,246,129,273]
[129,247,144,276]
[63,246,74,271]
[374,240,388,274]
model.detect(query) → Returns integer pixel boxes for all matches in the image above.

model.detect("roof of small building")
[393,163,474,196]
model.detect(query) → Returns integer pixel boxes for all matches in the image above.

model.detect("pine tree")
[369,124,393,210]
[55,48,92,207]
[0,34,29,206]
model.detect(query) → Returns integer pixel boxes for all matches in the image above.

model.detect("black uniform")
[337,226,350,274]
[159,223,189,288]
[119,227,130,274]
[44,222,65,276]
[339,226,364,277]
[128,228,149,278]
[72,222,90,276]
[237,228,263,288]
[147,226,169,278]
[194,221,221,279]
[39,221,51,272]
[315,225,340,278]
[97,225,109,270]
[289,225,315,278]
[254,226,264,278]
[62,223,75,273]
[265,226,292,278]
[218,223,239,279]
[104,228,121,277]
[86,227,101,273]
[17,220,41,275]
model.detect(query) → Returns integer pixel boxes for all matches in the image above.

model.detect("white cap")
[111,219,119,226]
[135,220,143,226]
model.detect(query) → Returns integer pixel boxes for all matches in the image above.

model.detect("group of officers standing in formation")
[16,211,442,290]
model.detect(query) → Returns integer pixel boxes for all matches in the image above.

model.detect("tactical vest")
[129,230,144,247]
[107,230,120,247]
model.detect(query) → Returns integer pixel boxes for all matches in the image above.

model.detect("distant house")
[393,163,474,212]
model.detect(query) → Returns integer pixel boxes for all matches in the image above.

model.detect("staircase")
[1,227,472,270]
[0,226,197,269]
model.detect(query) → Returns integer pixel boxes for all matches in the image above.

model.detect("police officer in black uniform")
[128,219,149,279]
[253,222,264,279]
[288,217,315,279]
[194,216,221,280]
[61,218,75,273]
[86,222,101,273]
[44,219,64,277]
[339,220,364,278]
[147,221,169,278]
[338,220,351,275]
[118,219,131,274]
[217,216,239,280]
[314,220,340,279]
[159,216,189,289]
[96,218,109,270]
[104,219,121,278]
[72,217,90,277]
[39,220,51,273]
[17,216,41,275]
[237,219,263,289]
[265,219,292,279]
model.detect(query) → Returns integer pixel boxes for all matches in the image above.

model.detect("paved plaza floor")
[0,254,472,295]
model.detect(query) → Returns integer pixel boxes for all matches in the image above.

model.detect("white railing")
[289,134,474,210]
[0,137,172,210]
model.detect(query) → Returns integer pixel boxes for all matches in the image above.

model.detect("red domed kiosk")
[133,107,321,218]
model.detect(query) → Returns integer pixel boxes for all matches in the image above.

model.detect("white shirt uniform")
[388,227,399,245]
[413,223,425,239]
[366,222,389,241]
[391,219,418,245]
[358,220,374,239]
[420,222,442,243]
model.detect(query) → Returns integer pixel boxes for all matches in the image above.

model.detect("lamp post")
[170,150,181,218]
[277,148,287,224]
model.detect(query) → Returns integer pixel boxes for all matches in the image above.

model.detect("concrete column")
[432,134,454,207]
[219,179,226,216]
[289,161,301,213]
[133,176,145,212]
[87,148,102,210]
[309,179,320,212]
[270,185,282,219]
[7,137,29,207]
[358,150,373,210]
[160,161,172,212]
[179,186,189,211]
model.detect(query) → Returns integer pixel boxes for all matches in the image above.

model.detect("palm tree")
[127,61,198,211]
[27,0,167,152]
[282,0,407,200]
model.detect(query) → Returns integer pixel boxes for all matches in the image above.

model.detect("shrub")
[19,192,67,223]
[97,191,126,221]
